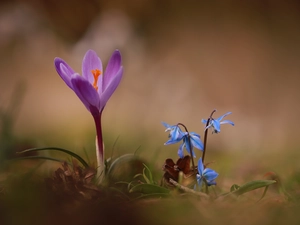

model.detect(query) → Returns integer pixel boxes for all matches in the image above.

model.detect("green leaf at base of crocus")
[17,147,89,168]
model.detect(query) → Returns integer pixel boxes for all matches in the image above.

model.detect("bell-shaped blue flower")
[178,132,203,158]
[162,122,204,158]
[197,157,218,187]
[162,122,185,145]
[202,112,234,134]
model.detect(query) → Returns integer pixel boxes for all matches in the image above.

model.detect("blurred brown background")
[0,0,300,167]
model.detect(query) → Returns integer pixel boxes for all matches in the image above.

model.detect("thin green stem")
[203,178,209,194]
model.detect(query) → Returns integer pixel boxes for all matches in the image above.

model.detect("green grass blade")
[143,163,154,184]
[11,156,71,165]
[232,180,276,196]
[142,168,151,184]
[17,147,89,168]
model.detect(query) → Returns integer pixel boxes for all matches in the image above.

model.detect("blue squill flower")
[163,122,204,158]
[197,157,218,187]
[178,132,203,158]
[162,122,185,145]
[202,112,234,134]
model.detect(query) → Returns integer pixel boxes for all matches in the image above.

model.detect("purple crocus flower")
[54,49,123,117]
[54,49,123,181]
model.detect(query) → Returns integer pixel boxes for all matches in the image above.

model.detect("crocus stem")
[202,110,216,164]
[93,112,105,182]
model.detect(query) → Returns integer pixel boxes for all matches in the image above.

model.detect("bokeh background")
[1,0,300,183]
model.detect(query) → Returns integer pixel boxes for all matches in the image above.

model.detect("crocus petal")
[220,120,235,126]
[103,50,122,91]
[71,75,100,114]
[100,66,123,110]
[82,50,103,87]
[217,112,232,122]
[54,58,75,89]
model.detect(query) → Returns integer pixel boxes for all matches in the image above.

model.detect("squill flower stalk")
[201,110,234,163]
[54,49,123,182]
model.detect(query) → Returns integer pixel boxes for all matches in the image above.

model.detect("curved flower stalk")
[162,122,204,158]
[202,112,234,134]
[201,110,234,164]
[196,157,218,190]
[54,49,123,182]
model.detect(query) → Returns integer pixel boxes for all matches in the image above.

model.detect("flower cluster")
[162,111,234,190]
[54,48,234,192]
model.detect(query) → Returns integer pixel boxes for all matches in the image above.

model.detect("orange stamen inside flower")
[91,69,101,91]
